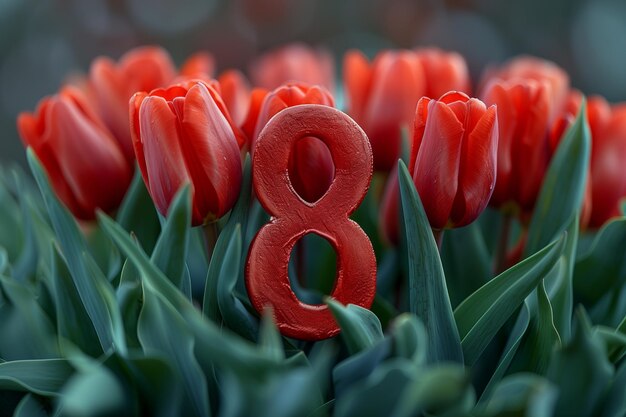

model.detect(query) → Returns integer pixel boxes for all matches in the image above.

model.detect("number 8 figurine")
[246,104,377,340]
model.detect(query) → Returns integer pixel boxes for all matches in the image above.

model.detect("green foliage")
[0,126,624,417]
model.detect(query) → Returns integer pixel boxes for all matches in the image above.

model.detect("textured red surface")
[246,104,377,340]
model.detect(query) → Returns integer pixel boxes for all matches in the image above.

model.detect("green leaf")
[525,100,590,256]
[259,310,285,361]
[116,168,160,253]
[391,364,474,417]
[151,186,191,291]
[217,224,258,340]
[0,171,24,263]
[574,218,626,305]
[547,308,613,417]
[50,244,101,357]
[479,304,530,404]
[0,359,73,396]
[477,374,557,417]
[10,170,39,281]
[13,394,48,417]
[454,233,565,365]
[0,276,58,359]
[138,286,210,417]
[98,212,285,378]
[204,155,252,321]
[397,160,463,364]
[332,339,392,398]
[327,298,384,355]
[593,326,626,363]
[390,314,428,366]
[59,362,128,417]
[599,360,626,417]
[27,149,126,354]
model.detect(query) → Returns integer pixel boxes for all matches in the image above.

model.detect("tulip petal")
[181,83,242,222]
[410,97,431,172]
[451,105,498,226]
[343,49,372,124]
[288,136,334,203]
[413,100,464,229]
[139,96,190,217]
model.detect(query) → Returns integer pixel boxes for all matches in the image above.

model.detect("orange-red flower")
[249,83,335,203]
[249,43,335,91]
[179,51,216,80]
[18,86,132,220]
[381,91,498,240]
[130,81,243,225]
[481,79,553,213]
[89,46,177,162]
[344,48,470,172]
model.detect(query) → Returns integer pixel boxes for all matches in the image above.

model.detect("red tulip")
[250,83,335,203]
[481,79,554,213]
[344,49,426,171]
[216,70,252,127]
[18,86,132,220]
[249,43,335,91]
[381,91,498,239]
[179,51,216,80]
[482,56,569,122]
[415,47,471,99]
[89,46,177,162]
[129,81,243,225]
[552,92,626,228]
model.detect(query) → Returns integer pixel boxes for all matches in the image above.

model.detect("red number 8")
[246,104,377,340]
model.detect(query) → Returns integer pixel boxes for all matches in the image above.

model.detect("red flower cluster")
[17,43,626,234]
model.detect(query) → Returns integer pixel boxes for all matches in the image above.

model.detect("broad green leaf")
[0,171,23,262]
[593,326,626,363]
[59,362,129,417]
[454,234,565,365]
[525,100,590,256]
[10,170,39,281]
[390,314,428,366]
[599,360,626,417]
[397,160,463,364]
[204,155,252,321]
[477,374,557,417]
[116,168,160,253]
[332,339,392,398]
[116,260,142,349]
[138,286,210,417]
[217,225,258,340]
[0,276,58,359]
[87,226,121,282]
[327,298,384,355]
[98,212,285,378]
[0,359,73,396]
[547,308,613,417]
[27,149,126,354]
[51,244,101,357]
[549,214,579,342]
[441,222,491,308]
[151,186,191,291]
[391,364,474,417]
[335,360,413,417]
[479,304,530,404]
[13,394,48,417]
[259,310,284,361]
[574,218,626,305]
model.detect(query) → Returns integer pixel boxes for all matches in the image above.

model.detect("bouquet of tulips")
[1,43,625,417]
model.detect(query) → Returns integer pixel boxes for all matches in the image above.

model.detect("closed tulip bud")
[481,79,554,213]
[415,47,471,99]
[249,83,335,203]
[89,46,177,162]
[380,91,498,240]
[481,56,569,122]
[344,49,426,171]
[216,70,252,127]
[130,81,243,225]
[249,43,335,91]
[179,51,216,80]
[18,86,132,220]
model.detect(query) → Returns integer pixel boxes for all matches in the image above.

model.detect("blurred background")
[2,0,626,166]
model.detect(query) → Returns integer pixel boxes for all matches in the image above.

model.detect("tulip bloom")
[482,56,569,122]
[130,81,243,225]
[552,92,626,228]
[89,46,177,162]
[18,86,132,220]
[249,43,335,91]
[481,79,554,213]
[179,51,216,80]
[381,91,498,239]
[344,48,470,172]
[249,83,335,203]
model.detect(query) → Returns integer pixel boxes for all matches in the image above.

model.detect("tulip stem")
[495,214,512,274]
[203,221,220,260]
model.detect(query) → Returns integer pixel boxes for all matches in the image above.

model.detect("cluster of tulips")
[18,43,626,252]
